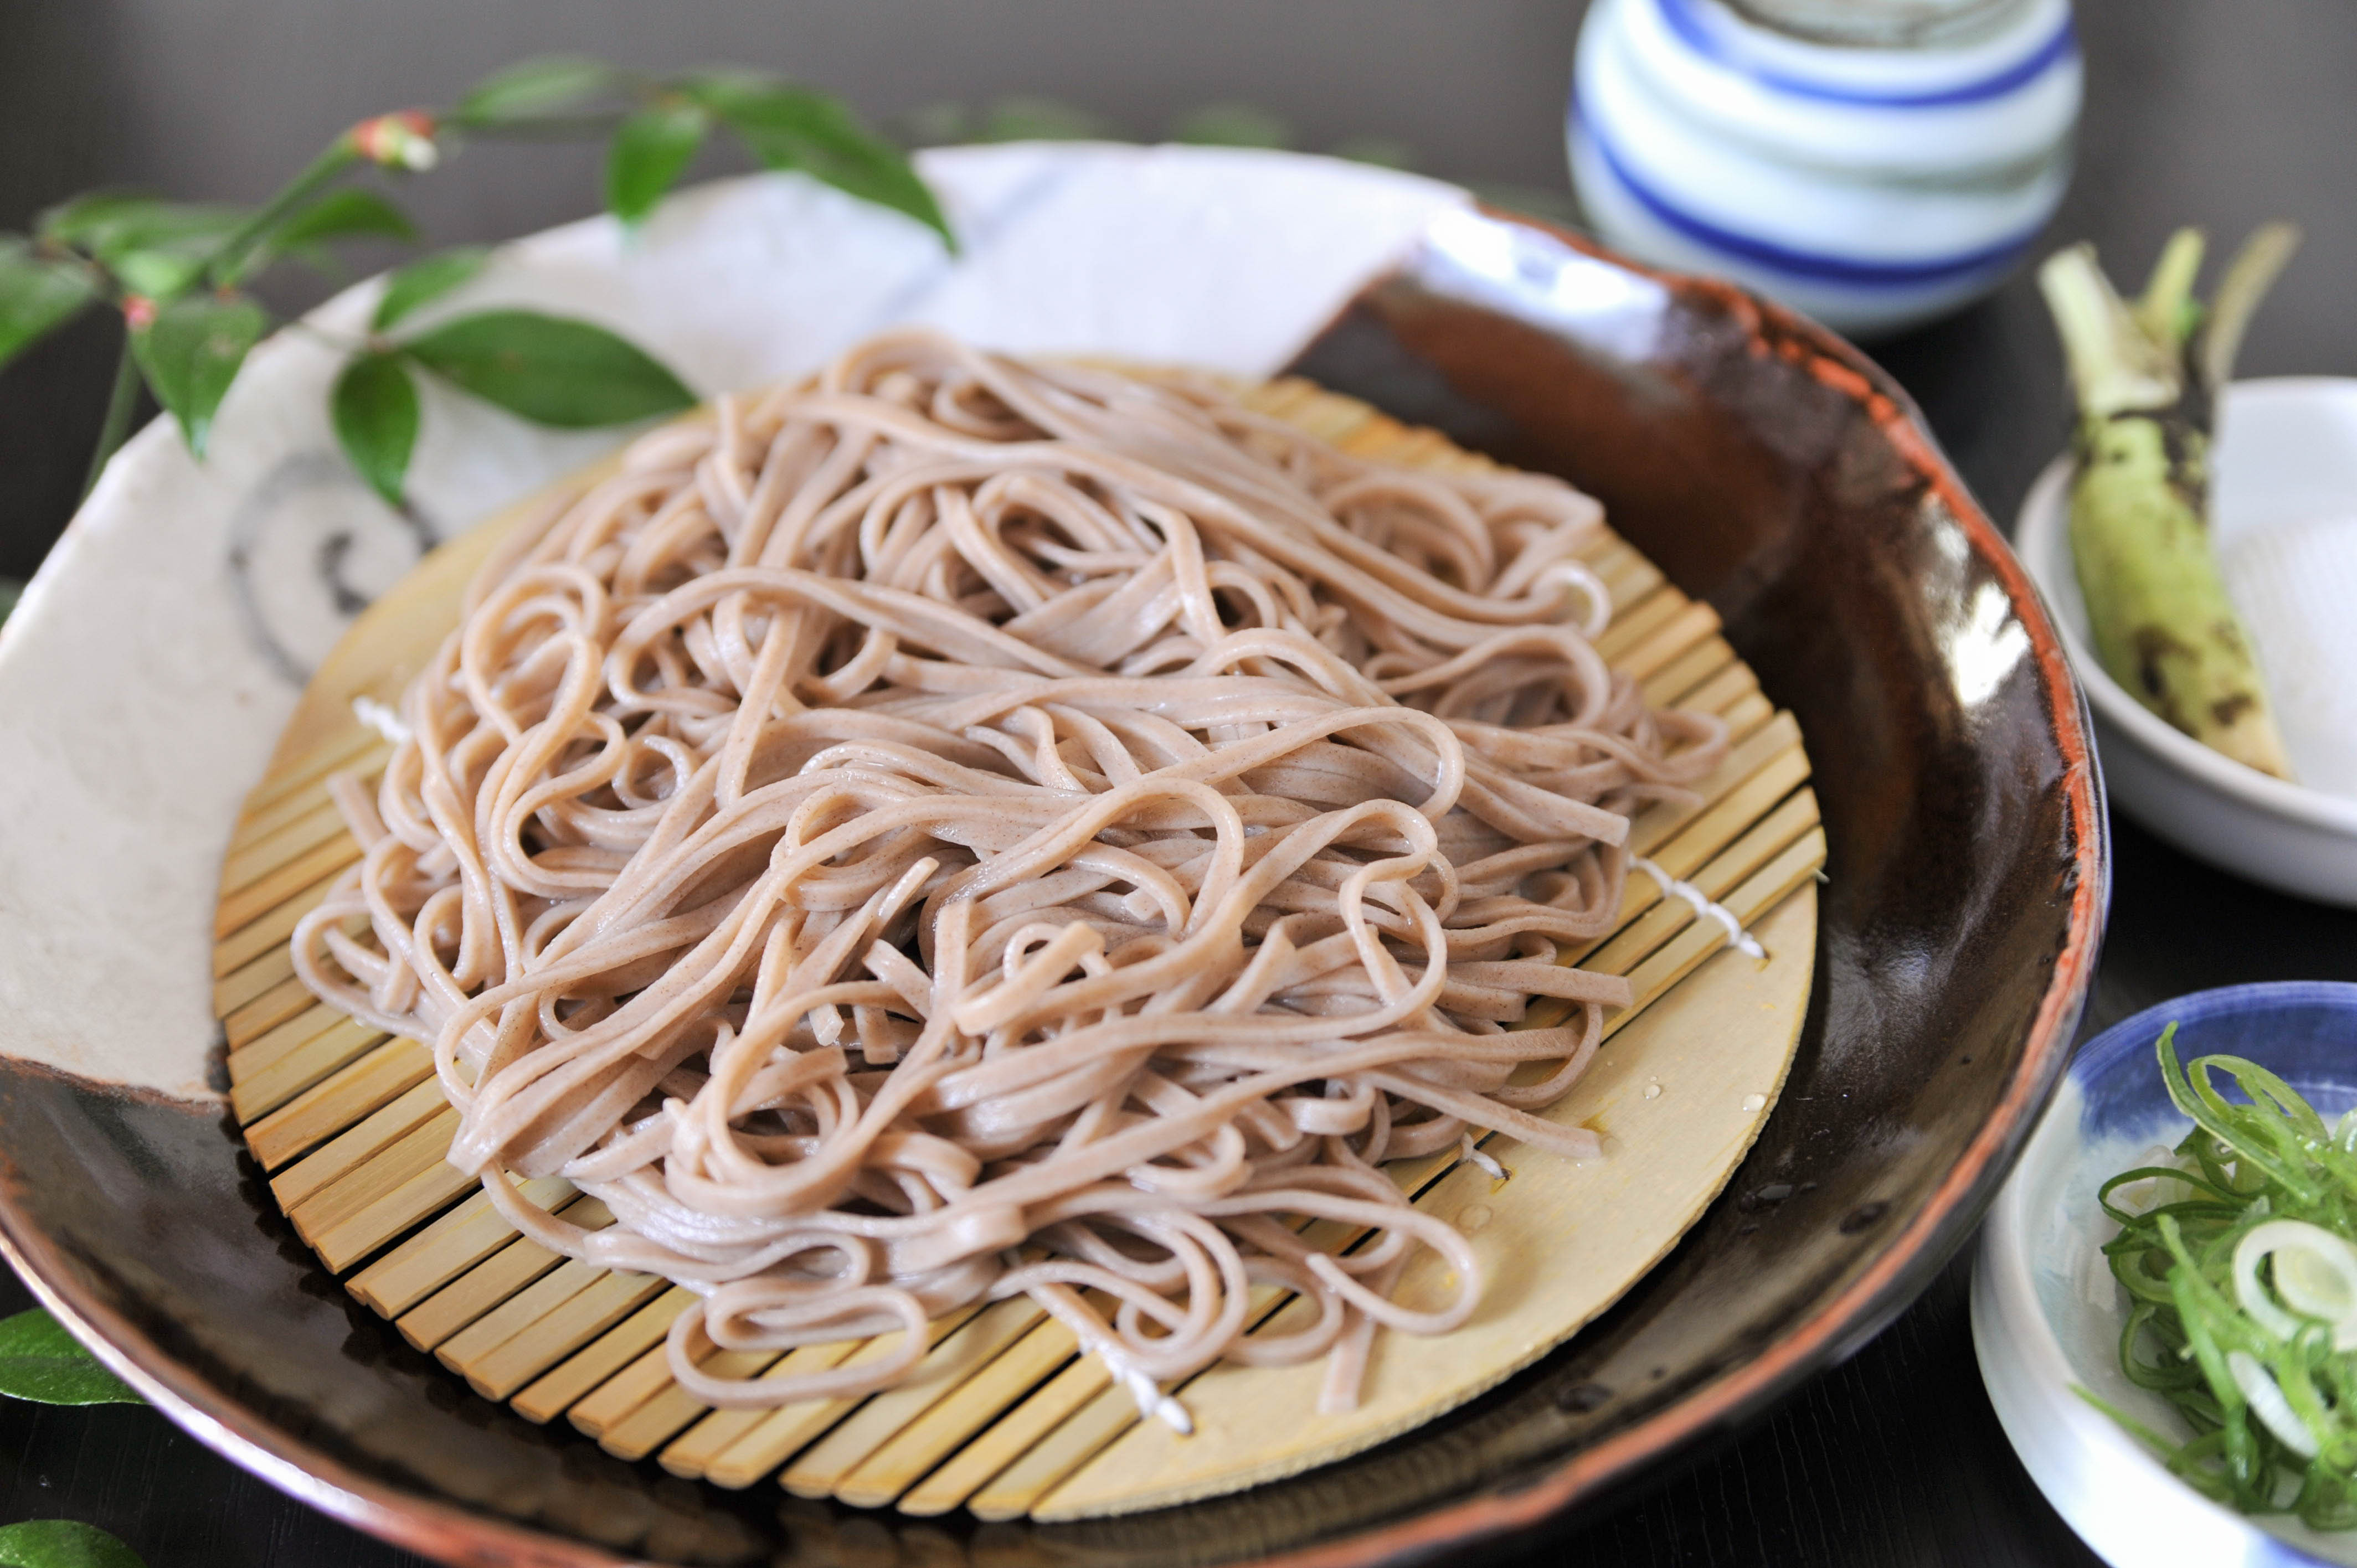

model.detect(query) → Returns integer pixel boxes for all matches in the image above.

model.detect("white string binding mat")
[350,694,411,745]
[1632,855,1765,960]
[1459,1133,1508,1183]
[287,328,1736,1416]
[1101,1345,1195,1435]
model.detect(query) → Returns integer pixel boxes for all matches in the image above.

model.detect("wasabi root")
[2039,224,2299,780]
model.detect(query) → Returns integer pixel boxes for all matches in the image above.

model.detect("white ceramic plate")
[2014,378,2357,907]
[0,142,1466,1102]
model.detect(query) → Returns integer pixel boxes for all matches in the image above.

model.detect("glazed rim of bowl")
[1983,981,2357,1567]
[2067,979,2357,1083]
[0,206,2106,1568]
[2018,449,2357,838]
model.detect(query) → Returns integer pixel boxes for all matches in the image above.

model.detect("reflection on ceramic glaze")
[1948,579,2030,708]
[1419,207,1668,364]
[224,451,440,687]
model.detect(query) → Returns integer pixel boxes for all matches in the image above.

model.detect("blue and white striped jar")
[1569,0,2081,337]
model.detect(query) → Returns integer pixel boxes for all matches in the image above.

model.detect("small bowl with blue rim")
[1976,982,2357,1567]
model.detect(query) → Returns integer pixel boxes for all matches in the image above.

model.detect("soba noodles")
[292,329,1728,1414]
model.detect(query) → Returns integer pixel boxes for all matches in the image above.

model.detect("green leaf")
[1329,136,1417,172]
[976,97,1108,144]
[687,76,953,249]
[372,246,490,331]
[0,1520,147,1568]
[1170,103,1293,149]
[41,195,248,305]
[130,291,267,457]
[331,352,420,506]
[263,188,417,253]
[455,55,616,125]
[0,240,97,372]
[400,310,693,427]
[39,194,244,271]
[605,102,711,225]
[895,101,973,147]
[35,192,146,246]
[215,188,418,287]
[107,250,207,300]
[0,1309,141,1405]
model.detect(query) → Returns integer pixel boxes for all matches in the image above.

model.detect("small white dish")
[2014,378,2357,907]
[1975,982,2357,1568]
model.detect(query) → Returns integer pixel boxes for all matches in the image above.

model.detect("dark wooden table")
[7,2,2357,1562]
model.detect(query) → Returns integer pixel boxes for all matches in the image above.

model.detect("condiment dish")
[2015,378,2357,907]
[1977,981,2357,1567]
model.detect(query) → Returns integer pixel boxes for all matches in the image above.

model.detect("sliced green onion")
[2229,1350,2320,1458]
[2229,1220,2357,1351]
[2088,1025,2357,1527]
[2235,1219,2334,1342]
[2273,1237,2357,1349]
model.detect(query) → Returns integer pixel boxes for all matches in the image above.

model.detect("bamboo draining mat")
[212,376,1825,1521]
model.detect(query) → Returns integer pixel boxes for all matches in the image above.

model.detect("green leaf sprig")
[0,1308,141,1406]
[447,58,953,240]
[326,251,695,504]
[0,1314,151,1566]
[2083,1025,2357,1529]
[0,1520,147,1568]
[0,56,949,507]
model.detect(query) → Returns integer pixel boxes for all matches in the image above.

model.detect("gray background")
[4,0,2356,578]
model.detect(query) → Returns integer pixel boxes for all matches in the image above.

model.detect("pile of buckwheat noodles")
[292,329,1728,1415]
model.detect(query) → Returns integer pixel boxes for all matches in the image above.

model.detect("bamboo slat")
[697,1308,989,1491]
[213,374,1824,1521]
[308,1135,478,1271]
[270,1077,448,1209]
[236,728,385,821]
[513,1288,695,1426]
[396,1195,610,1352]
[780,1299,1050,1499]
[349,1175,577,1317]
[214,832,362,938]
[214,947,299,1019]
[220,797,354,895]
[1590,586,1690,664]
[572,1335,774,1443]
[229,1014,389,1125]
[858,1309,1095,1513]
[464,1268,667,1400]
[244,1038,434,1171]
[601,1355,776,1461]
[287,1107,459,1241]
[212,870,343,978]
[228,755,382,852]
[223,974,324,1050]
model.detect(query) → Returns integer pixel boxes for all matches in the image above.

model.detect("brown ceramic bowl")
[0,199,2103,1567]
